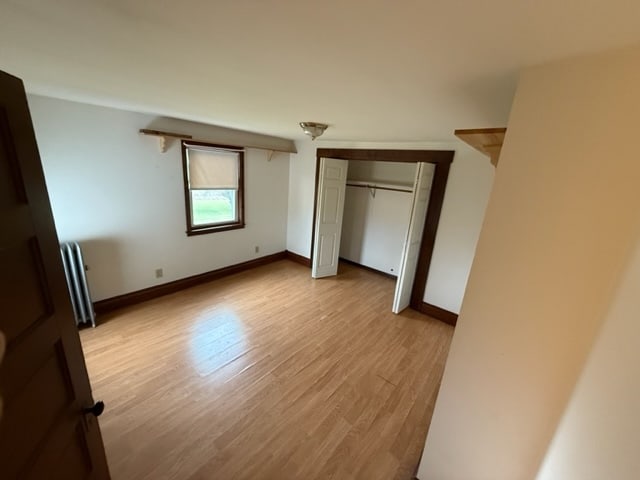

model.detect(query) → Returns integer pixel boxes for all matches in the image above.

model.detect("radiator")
[60,241,96,327]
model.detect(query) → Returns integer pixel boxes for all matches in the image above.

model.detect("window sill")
[186,223,245,236]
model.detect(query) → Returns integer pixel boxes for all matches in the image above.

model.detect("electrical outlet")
[255,246,259,253]
[155,268,163,278]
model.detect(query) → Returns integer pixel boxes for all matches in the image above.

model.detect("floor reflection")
[188,309,249,378]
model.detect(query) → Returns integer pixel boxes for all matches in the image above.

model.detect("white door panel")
[312,158,349,278]
[322,186,341,223]
[318,235,337,268]
[393,162,434,313]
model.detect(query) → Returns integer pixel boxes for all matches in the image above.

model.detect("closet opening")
[341,160,415,271]
[310,148,454,317]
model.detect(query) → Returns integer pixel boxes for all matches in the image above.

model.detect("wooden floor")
[80,260,454,480]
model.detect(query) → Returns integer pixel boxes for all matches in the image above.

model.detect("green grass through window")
[191,190,236,226]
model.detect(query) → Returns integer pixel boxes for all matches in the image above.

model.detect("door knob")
[83,400,105,417]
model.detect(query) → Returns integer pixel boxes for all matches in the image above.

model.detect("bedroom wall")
[536,236,640,479]
[418,45,640,480]
[28,95,290,301]
[286,140,494,314]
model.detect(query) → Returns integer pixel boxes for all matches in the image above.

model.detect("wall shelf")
[454,127,506,167]
[139,129,193,153]
[139,128,295,156]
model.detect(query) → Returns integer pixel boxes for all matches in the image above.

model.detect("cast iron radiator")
[60,241,96,327]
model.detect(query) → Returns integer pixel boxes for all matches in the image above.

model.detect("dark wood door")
[0,71,110,479]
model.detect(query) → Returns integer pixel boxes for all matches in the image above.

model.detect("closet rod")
[346,182,413,193]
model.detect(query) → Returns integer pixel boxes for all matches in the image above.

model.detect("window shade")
[187,147,239,189]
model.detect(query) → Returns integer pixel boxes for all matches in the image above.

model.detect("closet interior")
[339,160,417,277]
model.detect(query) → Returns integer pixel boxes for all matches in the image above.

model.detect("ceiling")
[1,0,639,142]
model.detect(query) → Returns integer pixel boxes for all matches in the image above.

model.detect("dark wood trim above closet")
[311,148,454,322]
[316,148,454,164]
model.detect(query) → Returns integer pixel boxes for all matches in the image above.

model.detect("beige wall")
[536,235,640,479]
[418,45,640,479]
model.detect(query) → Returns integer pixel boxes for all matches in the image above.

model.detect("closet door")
[392,162,434,313]
[312,157,348,278]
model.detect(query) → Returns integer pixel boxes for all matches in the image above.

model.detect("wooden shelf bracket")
[139,129,193,154]
[454,128,506,167]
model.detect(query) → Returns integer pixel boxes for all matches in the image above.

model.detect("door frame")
[310,148,454,312]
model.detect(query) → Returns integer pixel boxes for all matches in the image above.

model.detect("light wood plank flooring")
[80,260,454,480]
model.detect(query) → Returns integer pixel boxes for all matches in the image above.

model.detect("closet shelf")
[346,180,413,193]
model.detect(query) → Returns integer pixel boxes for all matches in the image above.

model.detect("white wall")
[286,140,494,313]
[418,45,640,480]
[423,144,494,313]
[286,139,318,258]
[340,186,413,275]
[347,160,416,186]
[29,95,290,301]
[536,235,640,480]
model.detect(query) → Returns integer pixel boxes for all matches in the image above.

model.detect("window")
[181,141,244,235]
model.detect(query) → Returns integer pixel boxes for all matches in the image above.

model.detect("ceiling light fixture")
[300,122,328,140]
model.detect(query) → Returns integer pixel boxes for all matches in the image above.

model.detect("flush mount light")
[299,122,328,140]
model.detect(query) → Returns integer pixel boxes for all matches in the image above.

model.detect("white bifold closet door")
[312,158,349,278]
[392,162,434,313]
